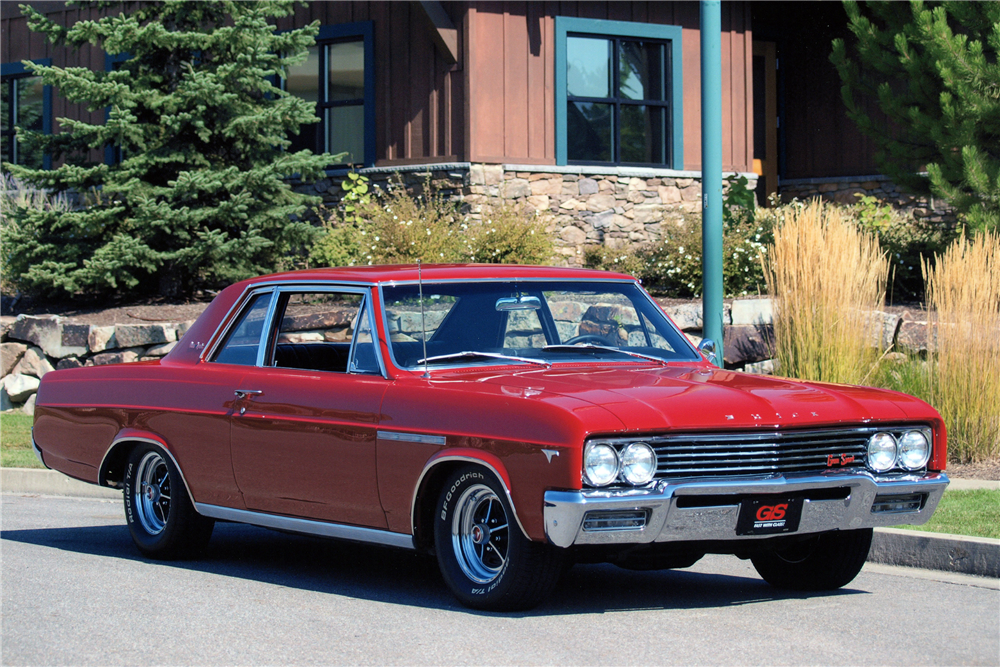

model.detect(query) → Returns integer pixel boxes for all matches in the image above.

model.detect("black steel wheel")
[434,465,564,611]
[750,528,873,591]
[123,444,214,559]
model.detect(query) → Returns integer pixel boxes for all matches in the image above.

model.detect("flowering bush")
[310,175,552,267]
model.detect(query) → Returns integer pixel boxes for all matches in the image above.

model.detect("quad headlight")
[867,432,897,472]
[620,443,657,485]
[583,441,658,487]
[898,430,931,470]
[583,443,619,486]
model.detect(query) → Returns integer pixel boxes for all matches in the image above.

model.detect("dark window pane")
[16,77,44,132]
[214,293,272,366]
[619,41,665,101]
[567,101,612,162]
[567,36,610,98]
[287,45,320,104]
[326,104,364,164]
[327,41,364,102]
[620,105,666,164]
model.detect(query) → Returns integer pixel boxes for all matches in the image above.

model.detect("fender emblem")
[541,449,559,463]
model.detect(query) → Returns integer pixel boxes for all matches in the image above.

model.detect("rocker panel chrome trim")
[195,503,416,550]
[377,430,447,446]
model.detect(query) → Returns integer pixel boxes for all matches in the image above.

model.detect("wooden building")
[3,1,908,259]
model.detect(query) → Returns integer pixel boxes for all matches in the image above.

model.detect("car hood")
[436,363,929,434]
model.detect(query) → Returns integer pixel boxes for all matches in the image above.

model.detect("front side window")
[285,22,373,167]
[1,61,51,169]
[556,18,682,168]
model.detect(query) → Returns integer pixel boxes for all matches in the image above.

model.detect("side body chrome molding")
[195,503,416,550]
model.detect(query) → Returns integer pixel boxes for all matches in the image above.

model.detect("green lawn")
[3,410,997,538]
[1,412,39,468]
[896,489,1000,540]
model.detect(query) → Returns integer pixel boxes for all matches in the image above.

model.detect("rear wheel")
[751,528,873,591]
[434,466,564,611]
[123,444,214,559]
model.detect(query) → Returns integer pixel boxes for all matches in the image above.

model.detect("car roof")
[238,264,636,288]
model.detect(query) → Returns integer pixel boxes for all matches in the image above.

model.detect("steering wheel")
[563,334,614,346]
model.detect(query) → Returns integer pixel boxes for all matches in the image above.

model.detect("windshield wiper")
[416,351,551,368]
[542,344,668,366]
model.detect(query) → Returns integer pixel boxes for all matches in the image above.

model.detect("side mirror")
[697,338,717,364]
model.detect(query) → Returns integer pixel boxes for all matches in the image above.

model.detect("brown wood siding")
[4,1,465,168]
[466,1,753,171]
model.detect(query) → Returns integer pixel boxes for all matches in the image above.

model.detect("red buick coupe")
[31,264,949,610]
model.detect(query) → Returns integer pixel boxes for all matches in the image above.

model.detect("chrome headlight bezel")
[620,442,657,485]
[583,442,620,487]
[898,429,932,470]
[866,432,898,472]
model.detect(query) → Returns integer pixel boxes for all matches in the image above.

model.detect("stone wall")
[778,175,957,226]
[297,163,757,266]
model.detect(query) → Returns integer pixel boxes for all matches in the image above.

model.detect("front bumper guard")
[543,471,949,548]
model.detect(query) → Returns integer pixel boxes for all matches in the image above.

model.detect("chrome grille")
[638,428,878,479]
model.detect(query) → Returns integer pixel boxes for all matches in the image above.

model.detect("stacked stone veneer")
[297,163,759,266]
[779,175,957,225]
[1,297,938,416]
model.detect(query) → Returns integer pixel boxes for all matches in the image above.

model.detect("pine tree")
[831,1,1000,231]
[3,0,332,298]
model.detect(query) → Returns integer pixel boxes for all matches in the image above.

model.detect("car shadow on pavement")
[2,519,869,616]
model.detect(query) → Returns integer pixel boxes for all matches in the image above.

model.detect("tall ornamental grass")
[923,232,1000,462]
[763,200,889,384]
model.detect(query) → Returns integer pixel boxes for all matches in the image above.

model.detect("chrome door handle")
[234,389,263,399]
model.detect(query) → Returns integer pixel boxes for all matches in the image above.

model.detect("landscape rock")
[663,303,702,331]
[22,393,36,416]
[731,298,773,326]
[57,357,85,370]
[3,373,40,402]
[897,321,929,355]
[7,315,86,358]
[12,346,55,379]
[724,325,775,367]
[88,326,117,353]
[113,324,177,348]
[145,341,178,357]
[1,342,28,376]
[89,348,146,366]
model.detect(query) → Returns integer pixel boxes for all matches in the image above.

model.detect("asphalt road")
[2,494,997,666]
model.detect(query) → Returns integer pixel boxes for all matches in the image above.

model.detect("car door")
[229,286,390,527]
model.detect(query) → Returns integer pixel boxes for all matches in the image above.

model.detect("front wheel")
[434,466,564,611]
[123,444,214,559]
[751,528,873,591]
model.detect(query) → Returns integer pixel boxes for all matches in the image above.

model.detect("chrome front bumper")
[543,471,949,548]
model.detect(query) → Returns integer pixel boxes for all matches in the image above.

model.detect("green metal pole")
[700,0,724,366]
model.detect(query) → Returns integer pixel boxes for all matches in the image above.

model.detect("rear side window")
[213,293,272,365]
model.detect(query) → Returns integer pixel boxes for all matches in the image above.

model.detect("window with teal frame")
[555,18,683,168]
[1,60,52,170]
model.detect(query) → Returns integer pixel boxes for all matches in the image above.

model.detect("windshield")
[380,280,700,369]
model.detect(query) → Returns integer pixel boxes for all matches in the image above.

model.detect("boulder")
[22,392,36,416]
[89,348,146,366]
[3,373,40,402]
[57,357,85,370]
[731,298,773,326]
[723,324,775,366]
[88,326,117,353]
[145,341,178,357]
[663,303,702,331]
[1,342,27,376]
[12,346,55,379]
[113,324,177,348]
[7,315,87,358]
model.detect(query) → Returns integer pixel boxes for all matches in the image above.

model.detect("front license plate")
[736,497,804,536]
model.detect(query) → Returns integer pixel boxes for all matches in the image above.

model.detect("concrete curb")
[1,467,120,499]
[869,528,1000,579]
[2,467,998,579]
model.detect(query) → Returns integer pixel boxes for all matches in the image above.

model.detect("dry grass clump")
[763,199,889,384]
[923,232,1000,462]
